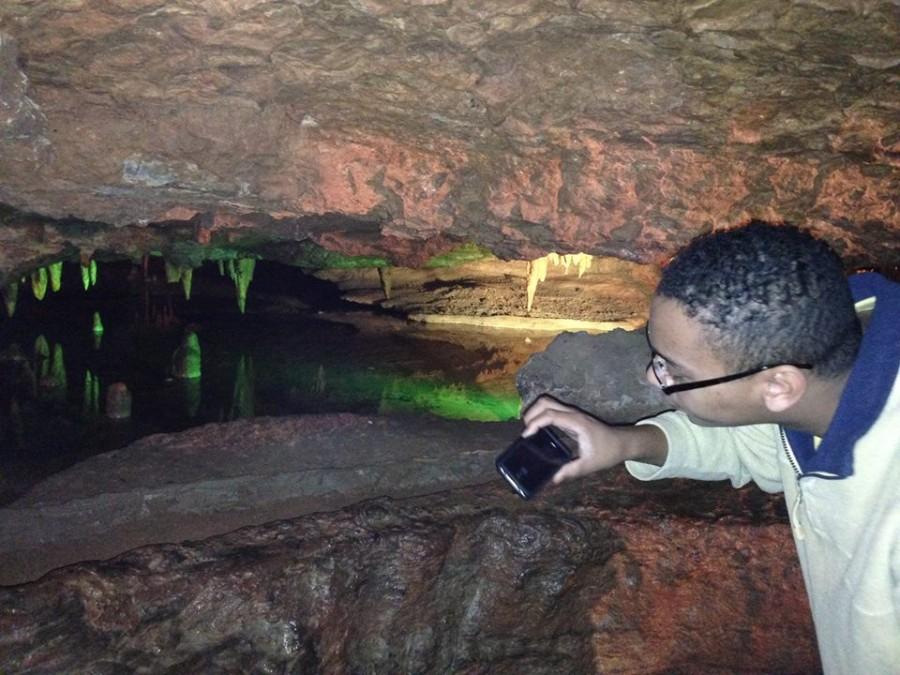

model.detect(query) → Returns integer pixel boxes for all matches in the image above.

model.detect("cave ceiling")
[0,0,899,284]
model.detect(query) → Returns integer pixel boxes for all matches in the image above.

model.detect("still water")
[0,261,526,504]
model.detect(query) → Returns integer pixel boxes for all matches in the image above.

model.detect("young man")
[523,222,900,674]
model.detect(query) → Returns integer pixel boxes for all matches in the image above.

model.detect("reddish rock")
[0,478,818,674]
[0,1,897,279]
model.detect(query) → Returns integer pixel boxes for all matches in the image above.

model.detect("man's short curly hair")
[657,221,861,377]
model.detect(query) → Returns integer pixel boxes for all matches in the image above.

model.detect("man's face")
[645,295,768,426]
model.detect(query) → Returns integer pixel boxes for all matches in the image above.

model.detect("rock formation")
[0,475,819,674]
[1,0,898,288]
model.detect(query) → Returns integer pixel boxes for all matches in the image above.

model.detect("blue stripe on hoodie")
[784,272,900,478]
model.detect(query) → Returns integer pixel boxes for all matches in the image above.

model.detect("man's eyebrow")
[645,325,685,370]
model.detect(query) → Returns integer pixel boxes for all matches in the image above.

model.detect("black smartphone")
[495,426,574,500]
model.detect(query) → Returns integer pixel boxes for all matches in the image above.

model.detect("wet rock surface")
[0,475,818,674]
[0,413,522,586]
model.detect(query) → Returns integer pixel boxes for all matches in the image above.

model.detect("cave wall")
[1,0,898,281]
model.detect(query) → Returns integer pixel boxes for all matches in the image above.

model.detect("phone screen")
[495,427,574,499]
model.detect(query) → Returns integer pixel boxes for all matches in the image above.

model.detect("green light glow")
[290,241,389,269]
[92,312,105,335]
[31,268,48,301]
[49,262,63,293]
[173,330,202,379]
[83,370,100,415]
[50,343,67,391]
[278,362,520,422]
[2,282,18,318]
[81,260,98,290]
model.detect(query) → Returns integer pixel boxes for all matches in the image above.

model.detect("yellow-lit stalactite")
[525,252,595,311]
[526,256,549,311]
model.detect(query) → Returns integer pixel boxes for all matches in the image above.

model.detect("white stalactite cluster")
[526,252,593,311]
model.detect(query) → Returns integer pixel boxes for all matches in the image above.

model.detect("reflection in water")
[230,354,255,420]
[83,370,100,416]
[0,261,527,503]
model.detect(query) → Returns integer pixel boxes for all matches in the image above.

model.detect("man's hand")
[521,395,668,484]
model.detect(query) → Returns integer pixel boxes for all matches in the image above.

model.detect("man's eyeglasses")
[645,327,812,395]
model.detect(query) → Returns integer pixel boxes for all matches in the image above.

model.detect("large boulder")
[0,474,818,674]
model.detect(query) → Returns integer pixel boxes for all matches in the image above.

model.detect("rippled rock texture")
[1,0,898,281]
[0,477,818,674]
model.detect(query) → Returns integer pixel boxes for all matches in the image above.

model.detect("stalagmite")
[378,267,392,300]
[3,282,18,318]
[31,268,48,301]
[48,262,63,292]
[105,382,132,419]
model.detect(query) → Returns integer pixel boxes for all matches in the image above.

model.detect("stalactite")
[377,267,392,300]
[48,262,63,293]
[164,261,194,300]
[3,282,18,318]
[217,260,225,276]
[229,257,256,314]
[81,260,98,290]
[31,267,48,301]
[164,261,182,283]
[564,253,593,277]
[92,312,104,335]
[526,251,595,311]
[526,256,549,311]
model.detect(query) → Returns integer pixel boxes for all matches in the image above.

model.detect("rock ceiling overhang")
[0,0,898,283]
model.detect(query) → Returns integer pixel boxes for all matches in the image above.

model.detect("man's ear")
[760,366,809,413]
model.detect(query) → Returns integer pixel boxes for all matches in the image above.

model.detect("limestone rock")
[517,327,671,423]
[0,1,898,280]
[0,477,819,674]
